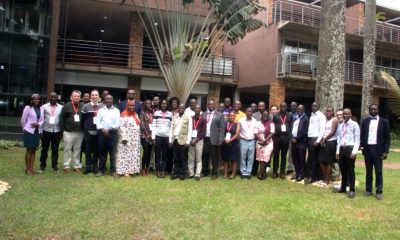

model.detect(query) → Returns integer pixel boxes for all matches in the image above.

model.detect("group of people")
[20,89,390,200]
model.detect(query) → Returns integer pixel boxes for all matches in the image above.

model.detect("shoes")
[266,167,271,173]
[286,170,293,175]
[195,176,200,181]
[364,191,373,197]
[376,193,383,200]
[38,168,44,173]
[74,168,81,173]
[179,174,185,180]
[188,175,194,179]
[305,178,316,184]
[348,191,355,199]
[279,173,285,179]
[290,175,297,181]
[211,175,218,180]
[95,172,104,177]
[295,176,304,182]
[333,188,346,193]
[257,175,266,180]
[83,169,92,175]
[241,175,245,179]
[171,174,179,180]
[63,168,70,173]
[52,168,59,172]
[229,174,236,179]
[246,175,251,180]
[272,172,278,179]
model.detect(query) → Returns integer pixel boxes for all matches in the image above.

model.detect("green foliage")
[376,11,386,21]
[206,0,266,45]
[0,140,24,150]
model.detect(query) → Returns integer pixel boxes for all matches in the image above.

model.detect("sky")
[376,0,400,11]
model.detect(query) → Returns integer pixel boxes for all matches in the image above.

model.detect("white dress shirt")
[336,119,360,155]
[308,110,326,142]
[291,114,304,138]
[96,106,120,130]
[368,116,379,145]
[205,110,215,137]
[238,117,257,140]
[40,103,63,133]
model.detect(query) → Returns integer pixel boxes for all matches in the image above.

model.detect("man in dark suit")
[202,100,225,179]
[360,104,390,200]
[118,89,141,115]
[290,105,309,182]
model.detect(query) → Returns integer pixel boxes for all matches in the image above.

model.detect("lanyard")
[227,122,234,131]
[193,117,201,129]
[341,123,348,137]
[279,114,287,124]
[71,102,79,114]
[146,112,153,124]
[50,104,57,116]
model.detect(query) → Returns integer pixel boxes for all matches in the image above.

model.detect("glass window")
[283,39,298,53]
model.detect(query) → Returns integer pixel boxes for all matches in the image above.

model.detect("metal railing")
[272,0,400,45]
[276,52,400,86]
[56,38,238,81]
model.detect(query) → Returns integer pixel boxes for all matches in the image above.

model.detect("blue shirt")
[96,106,120,130]
[336,119,360,155]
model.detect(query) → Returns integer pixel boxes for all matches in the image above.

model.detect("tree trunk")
[315,0,346,112]
[361,0,377,120]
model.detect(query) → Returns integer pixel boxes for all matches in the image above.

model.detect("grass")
[0,149,400,239]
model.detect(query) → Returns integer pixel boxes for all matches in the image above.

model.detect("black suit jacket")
[290,114,309,144]
[118,100,142,115]
[360,116,390,156]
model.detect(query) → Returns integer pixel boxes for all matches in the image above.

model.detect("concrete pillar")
[207,83,221,104]
[269,80,285,107]
[128,76,142,100]
[47,0,61,97]
[128,12,144,70]
[372,90,380,106]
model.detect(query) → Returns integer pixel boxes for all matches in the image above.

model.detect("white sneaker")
[266,167,270,173]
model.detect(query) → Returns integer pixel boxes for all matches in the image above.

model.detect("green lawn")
[0,149,399,240]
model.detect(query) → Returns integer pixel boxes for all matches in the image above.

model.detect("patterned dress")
[255,121,275,162]
[116,116,141,174]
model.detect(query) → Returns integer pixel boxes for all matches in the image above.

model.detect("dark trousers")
[339,146,356,192]
[166,147,174,173]
[364,145,383,194]
[202,137,219,176]
[173,140,188,176]
[84,131,99,173]
[141,138,153,169]
[252,141,259,175]
[273,135,290,174]
[154,136,169,172]
[98,130,118,174]
[291,141,306,178]
[306,137,320,179]
[39,131,61,170]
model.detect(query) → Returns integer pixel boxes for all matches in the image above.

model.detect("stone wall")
[268,80,285,107]
[128,13,144,70]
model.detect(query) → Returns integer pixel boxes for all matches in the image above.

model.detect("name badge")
[93,116,98,125]
[192,130,198,138]
[161,125,167,133]
[281,124,286,132]
[74,114,80,122]
[49,116,55,124]
[225,132,231,141]
[149,124,153,131]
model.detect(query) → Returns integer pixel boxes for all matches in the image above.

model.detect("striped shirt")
[151,110,173,139]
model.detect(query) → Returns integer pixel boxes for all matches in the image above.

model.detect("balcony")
[276,52,400,87]
[271,0,400,46]
[56,38,238,83]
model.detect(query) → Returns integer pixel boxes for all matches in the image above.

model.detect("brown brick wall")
[269,80,285,107]
[127,76,142,100]
[129,13,144,70]
[207,83,221,104]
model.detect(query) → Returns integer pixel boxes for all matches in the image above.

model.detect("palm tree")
[131,0,266,103]
[361,0,377,120]
[315,0,346,112]
[380,71,400,119]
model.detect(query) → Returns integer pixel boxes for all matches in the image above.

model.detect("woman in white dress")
[255,111,275,180]
[116,101,141,177]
